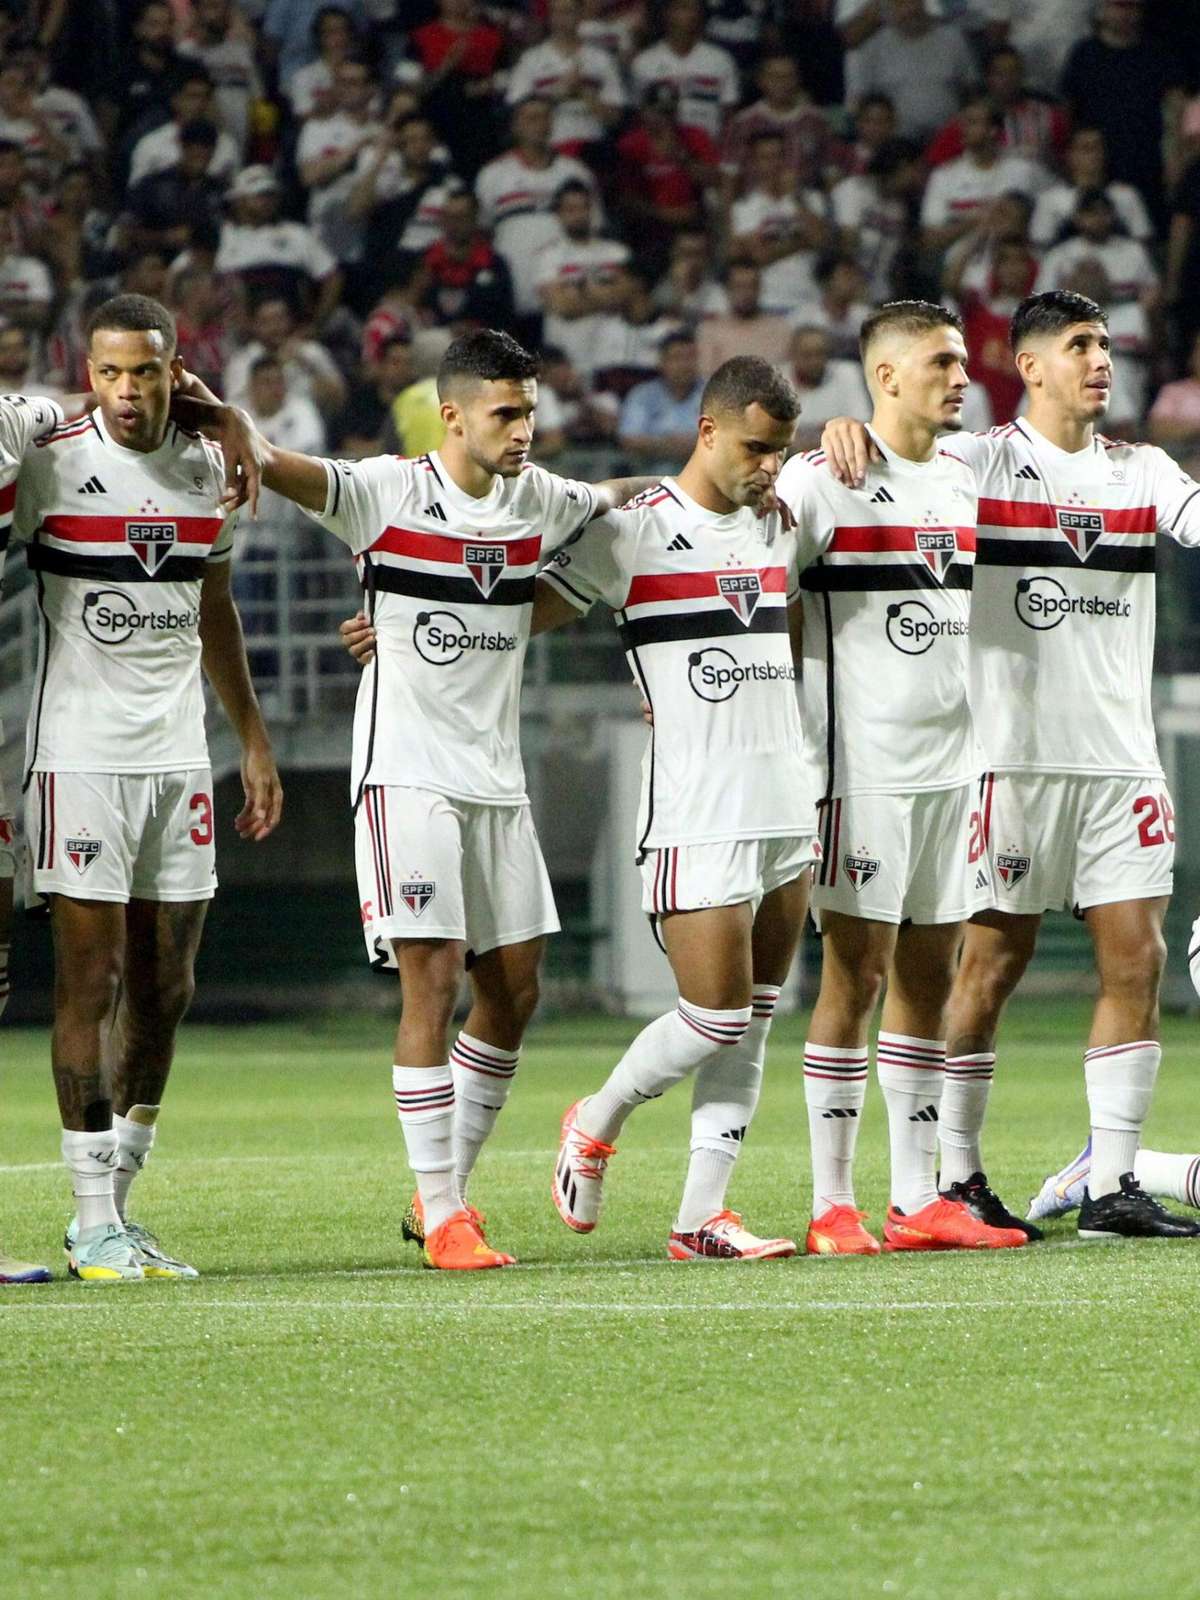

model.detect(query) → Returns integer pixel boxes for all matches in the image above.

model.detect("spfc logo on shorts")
[844,853,880,891]
[996,852,1030,889]
[915,528,957,582]
[1055,508,1104,562]
[400,880,436,916]
[126,521,177,574]
[65,837,101,874]
[717,571,761,626]
[464,544,506,598]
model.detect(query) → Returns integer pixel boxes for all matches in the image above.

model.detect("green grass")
[4,1001,1200,1600]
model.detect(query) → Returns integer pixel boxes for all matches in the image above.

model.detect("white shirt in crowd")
[629,38,740,138]
[506,41,625,148]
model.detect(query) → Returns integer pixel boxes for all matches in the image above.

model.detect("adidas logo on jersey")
[427,501,447,521]
[666,533,693,551]
[77,476,106,495]
[1016,465,1040,481]
[869,486,895,504]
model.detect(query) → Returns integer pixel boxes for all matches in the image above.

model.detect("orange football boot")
[402,1191,486,1248]
[806,1203,882,1256]
[423,1208,516,1270]
[883,1195,1028,1251]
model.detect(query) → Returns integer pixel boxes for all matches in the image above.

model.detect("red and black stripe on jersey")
[975,498,1156,573]
[615,566,790,649]
[25,513,223,583]
[801,524,976,593]
[357,525,542,606]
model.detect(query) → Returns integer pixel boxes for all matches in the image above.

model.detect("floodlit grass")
[3,1001,1200,1600]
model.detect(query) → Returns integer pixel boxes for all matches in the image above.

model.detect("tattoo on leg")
[52,1066,111,1132]
[112,900,207,1113]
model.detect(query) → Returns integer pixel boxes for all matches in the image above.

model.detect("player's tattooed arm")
[199,563,283,842]
[590,475,660,514]
[530,577,585,636]
[818,417,882,488]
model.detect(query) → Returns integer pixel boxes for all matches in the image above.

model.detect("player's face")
[449,377,537,478]
[889,325,970,433]
[702,402,795,509]
[1027,322,1112,420]
[87,328,182,452]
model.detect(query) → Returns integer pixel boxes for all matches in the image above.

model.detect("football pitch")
[4,1000,1200,1600]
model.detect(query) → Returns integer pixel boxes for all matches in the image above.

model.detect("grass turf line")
[3,1000,1200,1600]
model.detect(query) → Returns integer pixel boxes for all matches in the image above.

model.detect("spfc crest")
[400,880,436,916]
[915,528,957,582]
[995,852,1030,890]
[1055,507,1104,562]
[844,853,880,891]
[464,543,506,598]
[717,571,761,626]
[65,837,101,874]
[127,521,177,574]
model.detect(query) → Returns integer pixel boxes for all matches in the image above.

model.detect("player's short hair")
[701,356,800,425]
[1010,290,1107,351]
[85,293,177,353]
[860,300,963,361]
[436,328,539,399]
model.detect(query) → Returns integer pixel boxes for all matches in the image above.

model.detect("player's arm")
[531,577,585,635]
[198,561,283,842]
[169,380,265,516]
[590,475,659,514]
[1152,450,1200,548]
[818,417,883,487]
[787,598,803,665]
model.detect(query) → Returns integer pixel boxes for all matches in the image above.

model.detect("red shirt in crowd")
[410,21,504,80]
[616,122,720,210]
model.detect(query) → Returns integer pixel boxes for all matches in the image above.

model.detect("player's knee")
[834,958,887,1018]
[502,970,540,1033]
[156,968,197,1030]
[57,948,121,1023]
[1102,929,1166,999]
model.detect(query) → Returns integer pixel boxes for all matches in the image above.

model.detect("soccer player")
[238,328,658,1271]
[16,293,282,1282]
[775,300,1027,1254]
[545,357,815,1260]
[820,289,1200,1241]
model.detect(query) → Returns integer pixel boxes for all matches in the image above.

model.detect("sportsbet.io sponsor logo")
[686,647,797,702]
[884,600,968,655]
[412,609,518,665]
[1014,575,1131,631]
[82,589,200,645]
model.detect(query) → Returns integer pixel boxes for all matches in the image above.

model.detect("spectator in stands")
[927,46,1069,171]
[361,259,426,368]
[726,54,846,193]
[1149,332,1200,454]
[615,82,720,272]
[0,141,51,260]
[985,0,1094,98]
[786,324,870,449]
[383,325,451,456]
[297,52,383,279]
[334,333,414,457]
[830,135,923,301]
[506,0,625,157]
[1061,0,1185,220]
[1061,255,1150,435]
[578,0,644,66]
[729,130,832,314]
[0,57,71,187]
[535,178,631,378]
[0,211,53,333]
[42,163,114,286]
[947,233,1038,424]
[790,251,871,362]
[0,319,60,400]
[422,188,516,333]
[224,294,347,417]
[285,6,361,122]
[1037,188,1159,308]
[262,0,366,101]
[171,264,229,396]
[107,0,184,145]
[1031,125,1154,249]
[630,0,740,142]
[121,120,228,260]
[1167,152,1200,360]
[216,164,343,328]
[353,108,462,297]
[652,227,727,320]
[128,65,240,188]
[24,44,106,176]
[695,259,790,374]
[845,91,897,175]
[592,263,684,396]
[618,328,704,465]
[179,0,265,156]
[476,96,597,327]
[408,0,505,177]
[537,342,619,446]
[844,0,976,142]
[921,95,1048,259]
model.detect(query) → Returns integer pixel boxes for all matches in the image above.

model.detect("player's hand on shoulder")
[236,740,283,843]
[340,610,376,666]
[213,405,264,517]
[819,416,880,488]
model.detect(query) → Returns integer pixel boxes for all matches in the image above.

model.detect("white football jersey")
[0,392,65,748]
[956,419,1200,778]
[539,478,814,851]
[777,433,979,799]
[306,450,598,806]
[14,410,236,776]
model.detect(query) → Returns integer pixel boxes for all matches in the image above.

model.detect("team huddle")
[4,286,1200,1282]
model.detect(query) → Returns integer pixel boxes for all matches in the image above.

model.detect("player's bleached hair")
[437,329,540,399]
[701,356,800,424]
[85,293,176,353]
[1010,290,1107,351]
[859,300,963,361]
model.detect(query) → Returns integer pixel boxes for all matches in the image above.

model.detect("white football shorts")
[355,785,559,967]
[979,771,1175,916]
[25,769,217,903]
[812,783,990,926]
[0,771,13,878]
[639,832,821,915]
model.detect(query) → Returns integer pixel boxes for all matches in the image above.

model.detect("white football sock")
[61,1127,120,1234]
[451,1032,519,1199]
[393,1065,458,1232]
[675,985,779,1231]
[582,999,753,1145]
[113,1105,159,1222]
[939,1052,995,1189]
[804,1040,868,1213]
[1084,1039,1160,1199]
[876,1032,945,1213]
[1134,1149,1200,1208]
[0,940,9,1019]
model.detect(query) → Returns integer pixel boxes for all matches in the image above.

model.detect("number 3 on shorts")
[1133,791,1175,849]
[190,792,214,847]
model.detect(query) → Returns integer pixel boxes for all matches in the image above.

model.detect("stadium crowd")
[2,0,1200,487]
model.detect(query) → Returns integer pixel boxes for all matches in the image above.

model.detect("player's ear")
[697,413,716,450]
[1014,347,1038,387]
[440,398,461,434]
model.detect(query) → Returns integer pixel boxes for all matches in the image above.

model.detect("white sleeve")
[719,50,739,110]
[529,464,600,553]
[304,455,408,555]
[506,49,537,105]
[1151,448,1200,548]
[919,169,950,229]
[209,510,239,562]
[0,393,63,466]
[304,228,338,279]
[775,456,835,566]
[594,50,625,108]
[474,161,500,229]
[539,512,627,611]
